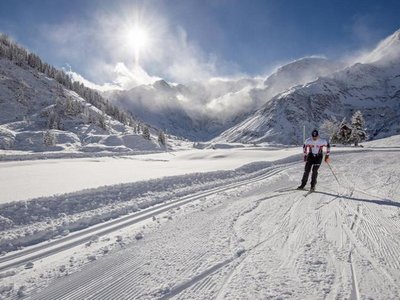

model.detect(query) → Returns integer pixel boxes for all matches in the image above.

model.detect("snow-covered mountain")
[107,77,264,140]
[214,29,400,145]
[0,35,163,154]
[106,57,340,141]
[263,57,340,92]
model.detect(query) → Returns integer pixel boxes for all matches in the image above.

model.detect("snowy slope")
[106,58,340,141]
[0,57,161,153]
[364,134,400,147]
[214,29,400,145]
[1,147,399,299]
[263,57,340,93]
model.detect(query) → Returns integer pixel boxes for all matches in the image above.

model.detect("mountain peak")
[153,79,172,90]
[361,28,400,65]
[264,57,340,91]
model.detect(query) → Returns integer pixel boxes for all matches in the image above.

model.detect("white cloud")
[340,28,400,67]
[66,70,121,92]
[113,62,160,89]
[38,3,240,88]
[67,62,160,92]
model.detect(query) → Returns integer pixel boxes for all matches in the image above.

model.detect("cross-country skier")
[297,129,330,191]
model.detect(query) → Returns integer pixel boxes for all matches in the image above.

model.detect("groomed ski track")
[14,150,400,299]
[0,162,295,272]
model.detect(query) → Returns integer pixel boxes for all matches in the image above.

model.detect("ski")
[277,188,300,193]
[303,189,315,197]
[276,187,315,197]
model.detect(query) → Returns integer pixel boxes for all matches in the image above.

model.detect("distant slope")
[214,29,400,145]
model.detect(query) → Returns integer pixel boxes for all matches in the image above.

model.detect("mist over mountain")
[103,57,340,141]
[214,29,400,144]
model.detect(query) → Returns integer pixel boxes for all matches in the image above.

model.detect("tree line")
[0,33,134,127]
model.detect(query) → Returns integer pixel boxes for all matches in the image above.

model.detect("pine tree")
[98,112,107,130]
[158,131,166,145]
[47,110,60,129]
[64,97,74,115]
[142,126,150,140]
[350,111,367,146]
[43,130,56,146]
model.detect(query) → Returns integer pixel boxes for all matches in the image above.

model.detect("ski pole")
[326,162,340,186]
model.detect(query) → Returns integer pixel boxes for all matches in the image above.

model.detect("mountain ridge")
[105,57,340,141]
[214,29,400,144]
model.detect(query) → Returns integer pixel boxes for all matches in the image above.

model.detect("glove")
[324,155,330,163]
[303,155,307,162]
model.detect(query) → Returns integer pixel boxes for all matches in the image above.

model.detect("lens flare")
[124,25,150,65]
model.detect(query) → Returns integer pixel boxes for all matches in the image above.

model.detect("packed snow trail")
[10,151,400,299]
[0,163,291,272]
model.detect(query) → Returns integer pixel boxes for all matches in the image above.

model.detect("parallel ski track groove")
[85,264,148,300]
[339,199,396,287]
[339,199,400,270]
[34,256,146,300]
[1,163,294,273]
[90,249,211,299]
[29,163,294,299]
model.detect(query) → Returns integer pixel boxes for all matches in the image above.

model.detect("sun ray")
[124,25,150,66]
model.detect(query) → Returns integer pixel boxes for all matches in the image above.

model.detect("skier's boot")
[310,186,316,192]
[297,185,305,190]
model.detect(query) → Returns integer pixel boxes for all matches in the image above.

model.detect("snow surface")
[0,146,299,203]
[363,134,400,148]
[0,139,399,299]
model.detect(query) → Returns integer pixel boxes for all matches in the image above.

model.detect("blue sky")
[0,0,399,84]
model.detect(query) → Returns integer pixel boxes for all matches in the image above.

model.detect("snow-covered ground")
[0,138,399,299]
[0,146,299,203]
[364,134,400,148]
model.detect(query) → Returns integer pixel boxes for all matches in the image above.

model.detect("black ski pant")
[301,154,323,188]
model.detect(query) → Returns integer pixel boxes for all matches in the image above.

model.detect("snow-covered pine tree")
[350,110,367,146]
[43,130,56,146]
[47,110,60,129]
[98,112,107,130]
[142,126,150,140]
[158,131,166,145]
[64,97,74,115]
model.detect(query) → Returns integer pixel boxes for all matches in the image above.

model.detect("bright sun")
[131,26,149,50]
[125,25,150,65]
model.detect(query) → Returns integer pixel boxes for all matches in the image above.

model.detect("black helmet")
[311,129,319,137]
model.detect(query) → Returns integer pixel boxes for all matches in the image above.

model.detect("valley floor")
[0,148,399,299]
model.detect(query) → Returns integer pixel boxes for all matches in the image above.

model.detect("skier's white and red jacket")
[303,137,330,157]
